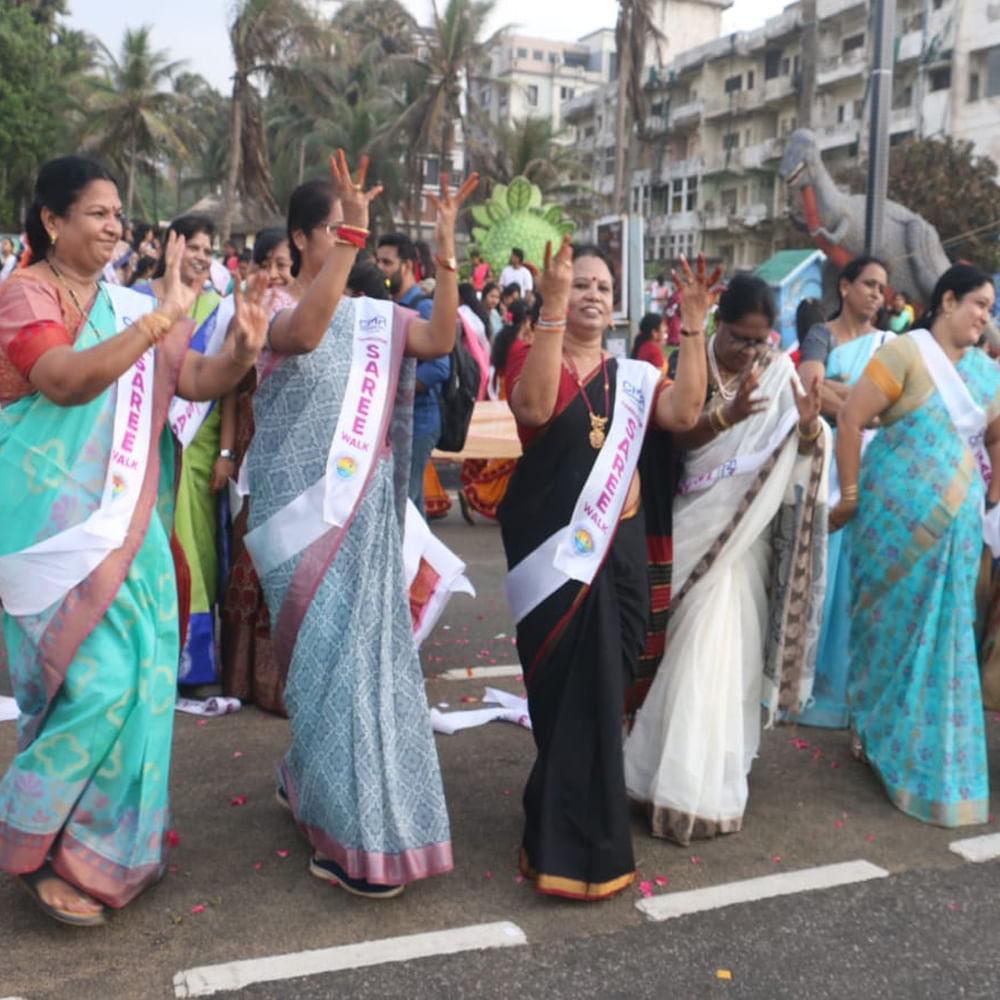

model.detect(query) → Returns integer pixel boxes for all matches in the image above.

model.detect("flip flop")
[15,865,107,927]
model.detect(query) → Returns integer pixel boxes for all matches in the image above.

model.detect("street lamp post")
[865,0,896,255]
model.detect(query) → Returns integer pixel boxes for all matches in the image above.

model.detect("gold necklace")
[563,352,610,449]
[47,259,103,340]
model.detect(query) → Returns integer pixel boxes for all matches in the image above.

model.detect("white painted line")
[173,920,527,998]
[636,860,890,922]
[441,664,522,679]
[949,832,1000,863]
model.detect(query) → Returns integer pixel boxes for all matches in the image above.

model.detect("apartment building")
[564,0,1000,272]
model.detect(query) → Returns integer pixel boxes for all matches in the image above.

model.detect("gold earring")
[48,230,56,245]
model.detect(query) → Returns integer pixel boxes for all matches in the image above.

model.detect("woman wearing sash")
[624,275,826,846]
[220,228,295,715]
[134,214,235,686]
[244,154,476,898]
[833,264,999,827]
[796,256,891,728]
[498,241,714,899]
[0,156,269,924]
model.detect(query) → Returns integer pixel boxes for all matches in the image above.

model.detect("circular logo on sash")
[111,474,126,498]
[572,527,595,555]
[334,455,357,479]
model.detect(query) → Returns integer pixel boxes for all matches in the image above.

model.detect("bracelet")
[797,420,822,442]
[218,448,235,461]
[680,327,703,338]
[136,311,172,348]
[840,484,859,502]
[714,403,732,430]
[333,237,361,250]
[708,407,722,435]
[335,226,367,249]
[337,224,370,237]
[434,254,457,272]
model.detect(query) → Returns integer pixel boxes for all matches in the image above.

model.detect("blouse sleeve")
[798,323,834,366]
[862,333,913,405]
[0,275,72,383]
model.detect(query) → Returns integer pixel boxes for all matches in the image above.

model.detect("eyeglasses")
[315,220,345,236]
[721,325,770,349]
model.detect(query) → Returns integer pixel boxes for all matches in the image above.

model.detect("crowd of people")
[0,148,998,925]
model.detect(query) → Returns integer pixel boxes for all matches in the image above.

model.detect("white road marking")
[636,860,890,922]
[441,664,522,679]
[173,920,528,998]
[948,832,1000,863]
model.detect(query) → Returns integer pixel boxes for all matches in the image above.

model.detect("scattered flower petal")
[790,737,810,750]
[834,820,844,828]
[232,751,244,759]
[275,848,290,858]
[166,829,180,848]
[484,870,492,879]
[771,856,781,864]
[716,970,732,981]
[190,904,205,914]
[196,719,209,728]
[253,862,262,870]
[168,865,179,874]
[830,761,840,769]
[515,874,524,883]
[654,876,668,887]
[690,856,700,864]
[948,902,960,912]
[638,879,653,894]
[460,695,478,703]
[229,795,247,807]
[865,834,875,842]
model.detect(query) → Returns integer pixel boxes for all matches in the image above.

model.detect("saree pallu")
[220,372,284,715]
[459,458,515,519]
[847,337,1000,827]
[0,285,189,906]
[247,298,452,885]
[624,352,828,845]
[800,330,893,729]
[498,365,648,900]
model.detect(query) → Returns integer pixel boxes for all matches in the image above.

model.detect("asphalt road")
[2,498,999,1000]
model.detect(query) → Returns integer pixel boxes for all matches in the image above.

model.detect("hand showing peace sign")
[328,149,383,232]
[427,172,480,260]
[672,252,723,335]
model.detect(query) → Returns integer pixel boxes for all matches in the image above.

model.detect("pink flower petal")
[515,874,525,883]
[229,795,247,807]
[690,856,700,864]
[275,848,290,858]
[190,904,205,914]
[771,856,782,863]
[168,865,179,874]
[165,829,180,848]
[834,820,844,828]
[790,737,810,750]
[196,719,209,728]
[830,761,840,769]
[484,870,492,879]
[654,876,668,887]
[865,834,875,842]
[253,862,262,870]
[638,880,653,893]
[232,751,244,759]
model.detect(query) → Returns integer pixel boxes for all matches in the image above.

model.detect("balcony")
[816,0,866,19]
[704,90,755,120]
[896,29,923,63]
[816,47,868,88]
[732,202,772,227]
[657,156,703,183]
[890,105,917,134]
[741,137,784,168]
[670,99,704,128]
[646,211,700,237]
[760,75,797,104]
[815,120,861,150]
[702,211,731,231]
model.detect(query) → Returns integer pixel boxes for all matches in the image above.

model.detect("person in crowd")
[832,263,999,827]
[134,222,157,260]
[375,231,450,515]
[236,248,253,285]
[458,299,532,524]
[243,153,476,898]
[499,242,714,899]
[482,281,504,340]
[0,155,268,926]
[631,312,668,374]
[220,226,295,715]
[624,274,826,846]
[469,247,492,292]
[127,254,157,287]
[647,270,669,312]
[499,247,533,299]
[133,214,235,687]
[414,239,437,297]
[222,238,239,274]
[1,236,19,284]
[888,289,915,333]
[458,280,491,388]
[794,256,891,728]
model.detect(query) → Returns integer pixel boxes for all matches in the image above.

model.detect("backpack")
[409,293,482,452]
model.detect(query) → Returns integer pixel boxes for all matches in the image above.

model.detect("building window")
[724,74,742,93]
[686,176,698,212]
[747,70,755,90]
[560,86,575,101]
[480,88,491,107]
[781,57,790,75]
[842,34,865,55]
[533,50,544,61]
[526,84,539,106]
[764,50,782,80]
[516,47,527,58]
[929,66,951,91]
[969,71,981,102]
[988,46,1000,97]
[423,156,439,183]
[723,131,740,150]
[584,125,595,138]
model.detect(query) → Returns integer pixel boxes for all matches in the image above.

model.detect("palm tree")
[378,0,503,230]
[223,0,323,241]
[613,0,664,213]
[79,26,188,220]
[170,72,230,215]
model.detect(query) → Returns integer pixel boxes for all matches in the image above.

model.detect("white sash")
[910,328,1000,553]
[504,360,660,625]
[168,295,234,448]
[244,298,397,577]
[678,406,799,496]
[0,285,156,616]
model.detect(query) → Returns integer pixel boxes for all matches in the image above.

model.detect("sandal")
[15,865,107,927]
[309,854,404,899]
[458,491,475,525]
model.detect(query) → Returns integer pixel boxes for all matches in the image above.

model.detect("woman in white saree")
[624,275,828,845]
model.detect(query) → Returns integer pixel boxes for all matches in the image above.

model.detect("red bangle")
[335,226,367,249]
[434,254,457,272]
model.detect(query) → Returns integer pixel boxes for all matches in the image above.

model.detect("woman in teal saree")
[0,156,267,925]
[834,264,1000,827]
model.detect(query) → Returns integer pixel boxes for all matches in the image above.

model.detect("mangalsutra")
[47,259,103,341]
[708,336,739,402]
[563,352,610,449]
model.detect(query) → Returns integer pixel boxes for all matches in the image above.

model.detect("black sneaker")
[275,785,291,813]
[309,854,404,899]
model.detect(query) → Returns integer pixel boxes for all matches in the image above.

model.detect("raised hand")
[160,230,197,321]
[427,172,479,259]
[230,271,270,367]
[328,149,383,231]
[721,364,768,426]
[537,233,573,319]
[792,371,821,431]
[673,252,723,334]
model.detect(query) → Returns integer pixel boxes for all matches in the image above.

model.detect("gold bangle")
[797,420,822,442]
[840,485,859,501]
[708,407,721,434]
[714,403,732,430]
[333,238,360,249]
[137,312,171,348]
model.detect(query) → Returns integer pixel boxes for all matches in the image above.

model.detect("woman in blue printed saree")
[797,256,891,728]
[0,156,268,925]
[134,214,237,686]
[834,264,1000,827]
[244,154,476,898]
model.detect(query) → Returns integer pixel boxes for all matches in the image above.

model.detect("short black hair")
[718,273,776,327]
[377,232,418,265]
[510,247,524,263]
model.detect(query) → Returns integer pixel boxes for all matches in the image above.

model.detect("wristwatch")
[218,448,235,460]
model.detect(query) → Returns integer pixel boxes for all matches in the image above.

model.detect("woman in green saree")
[0,156,268,925]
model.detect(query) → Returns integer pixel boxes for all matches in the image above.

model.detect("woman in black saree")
[498,237,718,899]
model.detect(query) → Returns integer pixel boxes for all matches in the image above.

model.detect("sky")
[64,0,790,93]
